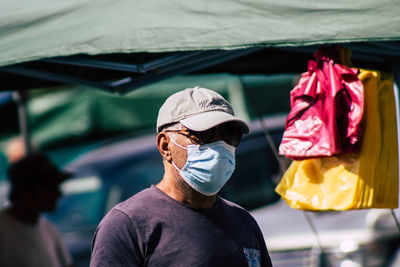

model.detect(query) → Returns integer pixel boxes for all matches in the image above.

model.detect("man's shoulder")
[219,196,248,213]
[219,196,244,209]
[106,186,166,221]
[218,197,258,223]
[39,215,61,233]
[96,185,175,240]
[116,186,159,209]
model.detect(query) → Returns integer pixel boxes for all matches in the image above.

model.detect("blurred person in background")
[91,87,273,267]
[0,152,74,267]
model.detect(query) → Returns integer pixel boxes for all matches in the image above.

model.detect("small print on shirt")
[243,247,261,267]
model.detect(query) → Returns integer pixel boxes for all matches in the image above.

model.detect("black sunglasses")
[165,123,242,147]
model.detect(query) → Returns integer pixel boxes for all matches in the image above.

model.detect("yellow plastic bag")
[276,69,399,210]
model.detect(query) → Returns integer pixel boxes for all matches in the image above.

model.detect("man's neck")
[156,174,217,209]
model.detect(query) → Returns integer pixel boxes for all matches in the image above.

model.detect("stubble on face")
[168,132,217,207]
[169,133,193,196]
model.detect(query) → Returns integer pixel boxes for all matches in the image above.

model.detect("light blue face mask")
[168,133,236,196]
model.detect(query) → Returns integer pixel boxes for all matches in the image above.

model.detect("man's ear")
[156,132,172,162]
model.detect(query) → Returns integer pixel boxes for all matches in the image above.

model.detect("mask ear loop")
[167,132,186,172]
[167,132,187,150]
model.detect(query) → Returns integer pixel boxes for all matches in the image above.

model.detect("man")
[0,153,74,267]
[91,87,273,267]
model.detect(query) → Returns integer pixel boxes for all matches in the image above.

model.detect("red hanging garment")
[279,47,364,159]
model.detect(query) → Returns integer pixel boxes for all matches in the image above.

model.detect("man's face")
[167,122,242,169]
[163,122,241,196]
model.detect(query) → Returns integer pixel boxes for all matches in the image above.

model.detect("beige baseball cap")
[157,87,249,134]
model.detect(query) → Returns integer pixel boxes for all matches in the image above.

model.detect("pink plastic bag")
[279,47,364,159]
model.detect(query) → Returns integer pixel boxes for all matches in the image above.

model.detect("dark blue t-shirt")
[90,186,273,267]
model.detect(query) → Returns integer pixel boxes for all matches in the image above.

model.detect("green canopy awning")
[0,73,295,180]
[21,73,294,148]
[1,0,400,67]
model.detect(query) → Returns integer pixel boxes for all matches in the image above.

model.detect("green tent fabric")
[0,73,295,180]
[22,73,295,148]
[1,0,400,67]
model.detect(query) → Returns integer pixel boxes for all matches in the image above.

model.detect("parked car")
[1,114,399,267]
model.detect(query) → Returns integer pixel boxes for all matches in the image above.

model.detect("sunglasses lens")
[189,128,215,145]
[182,124,242,147]
[217,125,242,147]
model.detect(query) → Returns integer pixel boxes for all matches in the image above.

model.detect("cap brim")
[180,111,249,134]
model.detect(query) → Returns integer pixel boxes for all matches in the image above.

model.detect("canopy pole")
[392,65,400,231]
[12,90,32,155]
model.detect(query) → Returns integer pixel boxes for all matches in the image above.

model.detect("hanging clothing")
[275,69,399,210]
[279,47,364,159]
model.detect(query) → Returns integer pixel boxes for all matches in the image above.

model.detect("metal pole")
[12,90,32,155]
[392,64,400,230]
